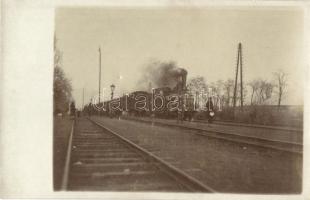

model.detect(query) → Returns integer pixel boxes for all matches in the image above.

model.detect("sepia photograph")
[53,6,304,194]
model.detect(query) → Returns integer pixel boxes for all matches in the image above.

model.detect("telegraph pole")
[233,43,244,111]
[233,44,240,109]
[82,88,85,109]
[98,47,102,104]
[240,43,243,109]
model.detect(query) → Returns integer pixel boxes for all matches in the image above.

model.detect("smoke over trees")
[137,60,187,91]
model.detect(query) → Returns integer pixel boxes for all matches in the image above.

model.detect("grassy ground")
[217,105,303,127]
[53,115,74,190]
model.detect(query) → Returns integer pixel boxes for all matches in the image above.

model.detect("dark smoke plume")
[137,60,187,91]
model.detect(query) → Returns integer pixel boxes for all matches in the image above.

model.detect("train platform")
[120,116,303,145]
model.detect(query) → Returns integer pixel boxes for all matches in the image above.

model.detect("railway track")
[195,119,302,133]
[121,116,303,155]
[62,117,215,192]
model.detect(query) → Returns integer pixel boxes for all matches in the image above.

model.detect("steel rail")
[61,120,75,190]
[121,116,303,155]
[88,117,216,193]
[196,119,302,133]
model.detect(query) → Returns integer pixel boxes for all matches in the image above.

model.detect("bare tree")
[273,70,288,109]
[186,76,208,110]
[223,79,234,107]
[209,80,224,109]
[255,80,274,105]
[248,79,260,105]
[187,76,208,95]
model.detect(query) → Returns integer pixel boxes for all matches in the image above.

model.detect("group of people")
[177,97,215,123]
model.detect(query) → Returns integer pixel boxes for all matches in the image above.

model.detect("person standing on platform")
[206,97,215,124]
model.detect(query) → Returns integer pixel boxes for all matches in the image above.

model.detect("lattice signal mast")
[233,43,244,110]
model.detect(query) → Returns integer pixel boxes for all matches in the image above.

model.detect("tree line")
[54,37,73,115]
[187,70,288,110]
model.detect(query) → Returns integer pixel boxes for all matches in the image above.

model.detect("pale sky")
[55,7,305,108]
